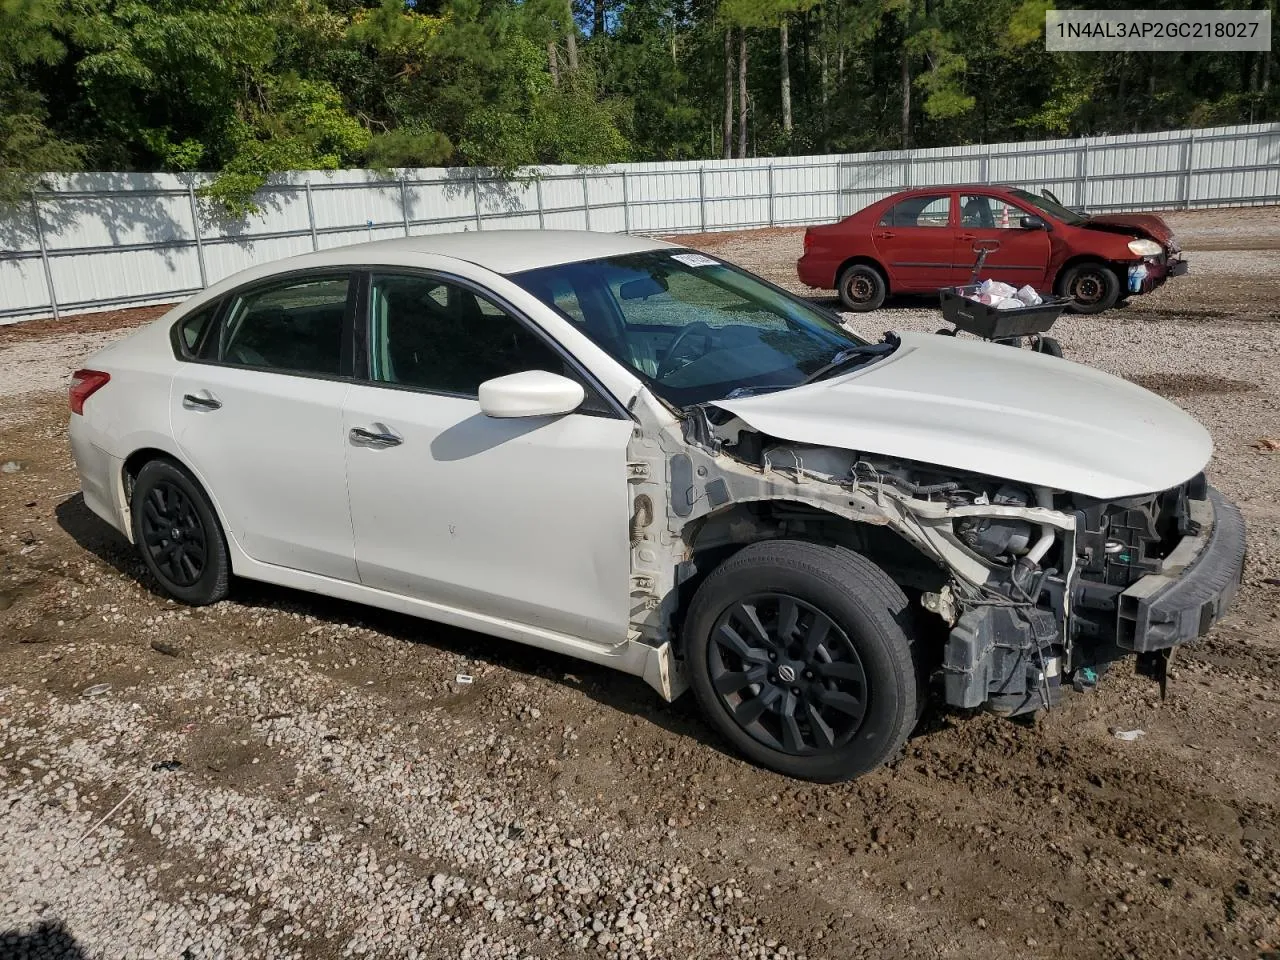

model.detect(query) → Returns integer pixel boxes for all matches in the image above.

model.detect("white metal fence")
[2,121,1278,324]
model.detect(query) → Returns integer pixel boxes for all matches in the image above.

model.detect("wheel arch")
[836,256,891,294]
[121,447,235,554]
[672,498,944,651]
[1051,254,1123,293]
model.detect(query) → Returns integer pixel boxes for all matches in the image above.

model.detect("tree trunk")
[780,19,792,135]
[548,40,560,88]
[900,46,911,149]
[723,29,735,159]
[566,27,579,72]
[739,30,749,158]
[593,0,605,37]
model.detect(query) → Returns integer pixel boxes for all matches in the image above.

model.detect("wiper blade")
[800,340,897,385]
[722,384,791,399]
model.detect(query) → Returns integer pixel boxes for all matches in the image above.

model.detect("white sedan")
[70,230,1244,781]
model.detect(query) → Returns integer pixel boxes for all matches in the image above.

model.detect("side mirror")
[478,370,585,419]
[1019,215,1047,230]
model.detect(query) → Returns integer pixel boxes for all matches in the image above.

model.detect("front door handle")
[182,392,222,411]
[349,425,403,448]
[875,231,896,239]
[958,233,977,241]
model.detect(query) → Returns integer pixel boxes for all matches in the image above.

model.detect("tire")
[934,327,956,337]
[837,264,887,312]
[1035,336,1065,358]
[683,540,920,782]
[130,459,231,606]
[1058,261,1120,314]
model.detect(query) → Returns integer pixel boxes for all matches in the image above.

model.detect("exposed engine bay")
[624,388,1234,714]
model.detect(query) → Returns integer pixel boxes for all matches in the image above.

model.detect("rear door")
[955,193,1052,290]
[170,272,359,581]
[870,192,956,291]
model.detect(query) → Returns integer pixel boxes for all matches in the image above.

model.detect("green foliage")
[0,0,1274,215]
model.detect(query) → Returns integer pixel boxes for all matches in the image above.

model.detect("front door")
[871,192,956,291]
[343,271,633,644]
[170,272,358,581]
[955,193,1052,290]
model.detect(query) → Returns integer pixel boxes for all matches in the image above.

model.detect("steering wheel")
[655,321,713,380]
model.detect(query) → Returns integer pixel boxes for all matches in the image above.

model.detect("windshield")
[1010,188,1087,225]
[510,250,877,406]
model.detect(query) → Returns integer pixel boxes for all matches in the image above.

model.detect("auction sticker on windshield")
[671,253,721,268]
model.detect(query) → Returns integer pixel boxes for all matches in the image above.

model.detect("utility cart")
[936,243,1069,357]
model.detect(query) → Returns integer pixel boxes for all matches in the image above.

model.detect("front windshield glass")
[510,251,876,406]
[1011,188,1087,225]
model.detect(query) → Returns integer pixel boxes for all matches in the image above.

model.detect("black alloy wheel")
[138,480,207,587]
[684,540,921,781]
[708,593,868,754]
[130,459,231,606]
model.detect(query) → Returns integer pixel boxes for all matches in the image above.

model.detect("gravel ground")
[2,207,1279,960]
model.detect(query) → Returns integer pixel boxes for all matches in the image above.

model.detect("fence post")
[698,167,707,232]
[835,160,847,219]
[186,183,208,289]
[535,174,546,230]
[31,193,59,321]
[399,176,411,236]
[621,170,630,234]
[581,171,591,230]
[981,153,991,184]
[767,164,775,227]
[473,170,483,231]
[903,152,912,190]
[1183,133,1195,209]
[1077,140,1090,209]
[304,181,319,251]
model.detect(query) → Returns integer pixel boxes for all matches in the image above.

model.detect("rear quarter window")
[172,302,219,359]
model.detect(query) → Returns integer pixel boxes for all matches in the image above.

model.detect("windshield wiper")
[722,384,792,399]
[800,338,898,385]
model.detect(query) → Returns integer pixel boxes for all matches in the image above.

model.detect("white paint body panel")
[169,366,357,581]
[714,331,1213,499]
[343,384,634,644]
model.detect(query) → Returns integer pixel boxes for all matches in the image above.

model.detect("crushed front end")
[939,472,1245,715]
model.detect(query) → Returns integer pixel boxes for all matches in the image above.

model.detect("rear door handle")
[349,425,403,448]
[182,392,222,411]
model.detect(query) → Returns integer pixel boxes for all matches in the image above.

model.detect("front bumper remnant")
[941,486,1245,713]
[1117,487,1245,652]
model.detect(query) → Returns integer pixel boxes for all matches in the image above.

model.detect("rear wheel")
[684,540,920,782]
[130,459,230,606]
[837,264,887,312]
[1058,261,1120,314]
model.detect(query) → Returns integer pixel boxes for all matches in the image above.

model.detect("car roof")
[280,229,679,276]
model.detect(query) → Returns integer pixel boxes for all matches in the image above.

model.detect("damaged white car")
[68,231,1246,781]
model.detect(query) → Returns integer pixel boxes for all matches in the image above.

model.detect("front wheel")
[837,264,887,312]
[1058,262,1120,314]
[683,541,921,782]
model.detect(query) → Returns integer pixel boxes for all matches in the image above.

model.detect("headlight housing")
[1128,238,1162,257]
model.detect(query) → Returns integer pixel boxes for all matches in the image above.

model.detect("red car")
[798,185,1187,314]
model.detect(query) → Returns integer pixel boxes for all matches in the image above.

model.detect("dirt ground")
[2,207,1279,959]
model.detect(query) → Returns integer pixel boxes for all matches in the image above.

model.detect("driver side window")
[367,273,616,415]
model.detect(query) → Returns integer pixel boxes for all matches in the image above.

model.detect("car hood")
[711,331,1212,500]
[1081,213,1175,246]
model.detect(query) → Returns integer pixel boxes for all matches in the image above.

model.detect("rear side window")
[173,303,218,358]
[219,276,350,376]
[879,195,951,227]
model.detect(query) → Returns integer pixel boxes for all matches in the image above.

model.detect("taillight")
[69,369,110,415]
[803,230,813,252]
